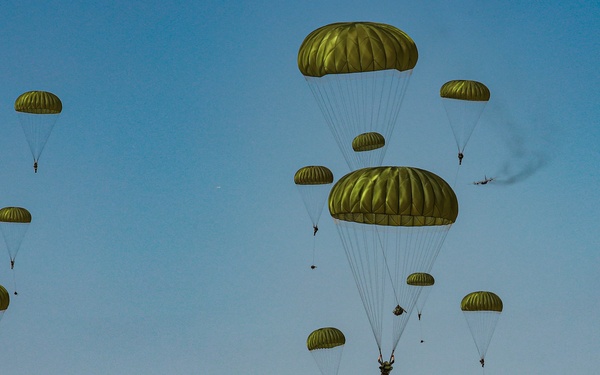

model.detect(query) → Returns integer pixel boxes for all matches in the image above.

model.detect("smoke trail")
[483,100,556,185]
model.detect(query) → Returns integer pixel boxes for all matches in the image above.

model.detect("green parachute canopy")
[298,22,418,77]
[0,285,9,311]
[352,132,385,152]
[15,91,62,114]
[294,166,334,185]
[328,166,458,226]
[0,207,32,223]
[440,80,490,102]
[461,291,503,312]
[307,327,346,351]
[407,272,435,286]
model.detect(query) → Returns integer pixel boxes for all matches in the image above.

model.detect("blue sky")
[0,1,598,374]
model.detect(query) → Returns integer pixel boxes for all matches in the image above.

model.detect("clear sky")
[0,1,598,374]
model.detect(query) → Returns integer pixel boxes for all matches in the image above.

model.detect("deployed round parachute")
[299,22,418,170]
[352,132,386,168]
[461,291,503,368]
[307,327,346,375]
[440,80,490,165]
[294,166,334,235]
[15,91,63,172]
[0,285,9,321]
[407,272,435,321]
[294,166,334,268]
[329,166,458,357]
[0,207,32,270]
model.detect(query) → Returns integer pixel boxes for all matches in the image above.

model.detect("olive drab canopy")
[294,166,334,185]
[352,132,385,152]
[15,91,63,172]
[299,22,418,171]
[461,291,503,312]
[0,207,32,224]
[0,285,8,321]
[0,285,9,311]
[307,327,346,350]
[0,207,32,269]
[329,166,458,226]
[439,80,490,164]
[461,291,503,368]
[307,327,346,375]
[328,166,457,356]
[298,22,418,77]
[440,80,490,102]
[15,91,62,114]
[407,272,435,286]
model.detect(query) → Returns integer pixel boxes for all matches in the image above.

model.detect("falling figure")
[458,152,464,165]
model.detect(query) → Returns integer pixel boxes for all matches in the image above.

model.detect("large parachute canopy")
[329,166,457,356]
[307,327,346,375]
[299,22,418,170]
[0,207,32,269]
[439,80,489,164]
[461,291,503,367]
[15,91,63,172]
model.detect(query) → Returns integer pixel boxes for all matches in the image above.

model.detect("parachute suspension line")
[11,267,18,295]
[305,71,411,170]
[389,225,452,351]
[451,162,460,188]
[311,233,317,270]
[336,220,384,351]
[377,227,399,306]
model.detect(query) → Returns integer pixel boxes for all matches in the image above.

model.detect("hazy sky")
[0,1,598,374]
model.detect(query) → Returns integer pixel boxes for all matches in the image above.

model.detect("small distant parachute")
[15,91,62,172]
[299,22,418,170]
[407,272,435,321]
[307,327,346,375]
[329,166,458,357]
[407,272,435,343]
[0,207,32,270]
[294,166,334,236]
[461,291,503,368]
[0,285,9,321]
[352,132,386,169]
[294,166,334,268]
[440,80,490,165]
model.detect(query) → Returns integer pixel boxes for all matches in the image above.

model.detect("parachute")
[307,327,346,375]
[329,166,458,358]
[294,166,334,268]
[440,80,489,165]
[298,22,418,170]
[407,272,435,343]
[294,166,334,235]
[461,291,503,368]
[15,91,63,172]
[0,285,9,321]
[352,132,386,169]
[0,207,32,270]
[406,272,435,321]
